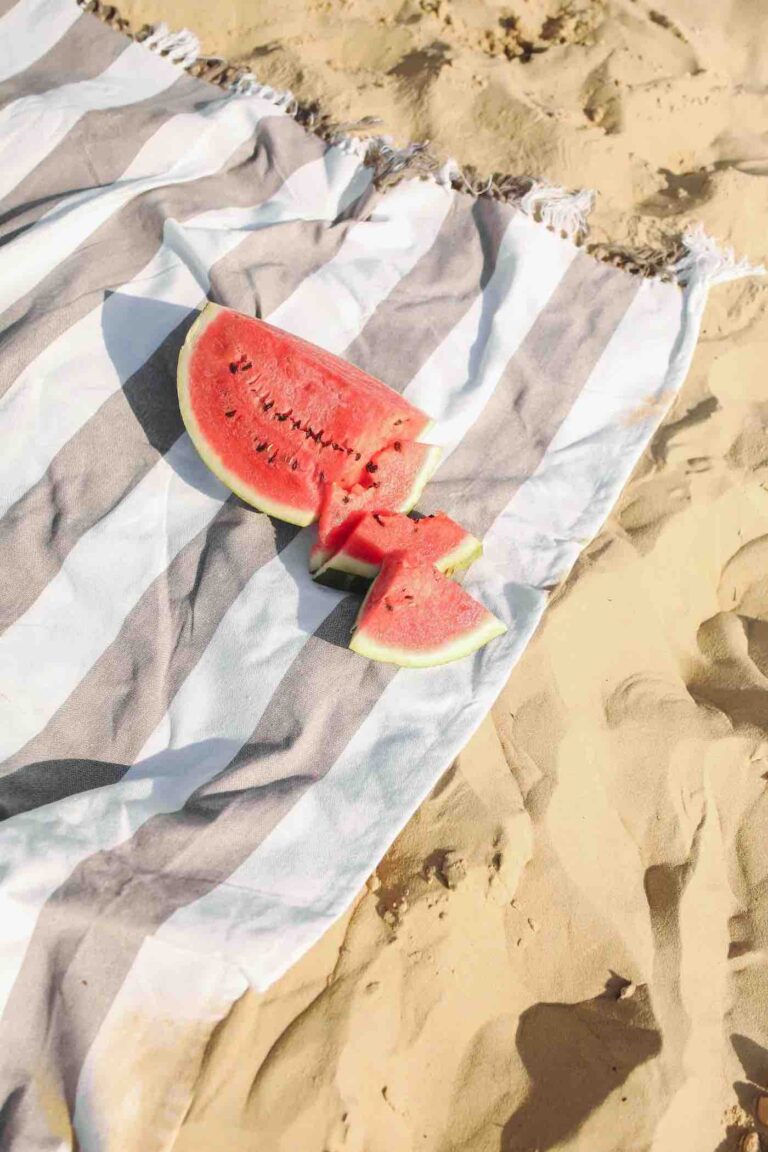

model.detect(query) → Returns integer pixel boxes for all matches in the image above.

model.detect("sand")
[116,1,768,1148]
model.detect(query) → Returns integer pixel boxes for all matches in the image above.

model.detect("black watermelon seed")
[373,513,385,526]
[229,362,238,374]
[355,452,361,461]
[342,495,351,504]
[291,459,299,471]
[394,418,403,426]
[225,409,236,418]
[256,442,267,452]
[366,462,378,474]
[263,400,274,411]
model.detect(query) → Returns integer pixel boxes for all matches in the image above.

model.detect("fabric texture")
[0,1,731,1147]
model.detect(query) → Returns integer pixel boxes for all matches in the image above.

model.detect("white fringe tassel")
[519,182,595,240]
[436,157,462,188]
[142,23,200,69]
[231,73,298,114]
[671,222,766,289]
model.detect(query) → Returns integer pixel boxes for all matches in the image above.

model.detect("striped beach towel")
[0,0,762,1146]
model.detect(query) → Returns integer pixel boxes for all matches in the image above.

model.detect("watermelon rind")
[178,303,318,525]
[350,608,507,668]
[315,526,482,585]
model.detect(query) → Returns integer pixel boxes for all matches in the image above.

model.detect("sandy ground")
[117,1,768,1148]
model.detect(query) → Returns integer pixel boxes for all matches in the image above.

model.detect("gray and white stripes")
[0,1,710,1147]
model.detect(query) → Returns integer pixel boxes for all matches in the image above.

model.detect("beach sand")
[118,1,768,1148]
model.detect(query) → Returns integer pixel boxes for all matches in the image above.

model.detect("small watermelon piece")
[178,303,432,526]
[309,440,442,573]
[350,556,506,668]
[315,510,481,592]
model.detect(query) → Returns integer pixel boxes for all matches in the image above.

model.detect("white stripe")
[0,145,370,515]
[153,277,689,992]
[0,180,455,1012]
[0,0,79,86]
[482,276,685,588]
[75,938,248,1152]
[0,91,283,318]
[0,41,186,204]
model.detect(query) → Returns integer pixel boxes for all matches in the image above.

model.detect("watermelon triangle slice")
[315,510,481,592]
[350,556,507,668]
[178,303,433,526]
[310,440,442,573]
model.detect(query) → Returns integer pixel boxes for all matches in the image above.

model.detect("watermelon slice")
[309,440,442,574]
[178,303,433,526]
[350,556,507,668]
[315,510,481,592]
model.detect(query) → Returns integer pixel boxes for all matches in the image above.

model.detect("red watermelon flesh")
[350,556,506,668]
[178,303,432,526]
[310,440,442,573]
[318,511,482,583]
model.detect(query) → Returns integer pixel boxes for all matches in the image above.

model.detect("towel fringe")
[669,222,766,289]
[518,182,595,242]
[230,73,298,114]
[141,22,199,69]
[76,0,765,289]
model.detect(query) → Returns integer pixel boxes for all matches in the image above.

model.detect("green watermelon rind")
[178,303,318,526]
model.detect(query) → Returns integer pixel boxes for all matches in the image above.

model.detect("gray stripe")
[0,505,298,817]
[343,195,509,390]
[0,112,322,394]
[0,211,361,632]
[0,10,125,106]
[420,253,642,536]
[0,193,510,1132]
[0,72,206,244]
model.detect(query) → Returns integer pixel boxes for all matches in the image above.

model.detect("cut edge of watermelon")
[398,442,443,509]
[178,303,317,527]
[308,441,443,573]
[350,607,507,668]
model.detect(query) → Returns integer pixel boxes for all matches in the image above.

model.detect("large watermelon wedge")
[309,440,442,574]
[315,510,481,593]
[350,556,506,668]
[178,303,433,526]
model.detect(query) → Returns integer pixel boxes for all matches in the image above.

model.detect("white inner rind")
[350,610,507,668]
